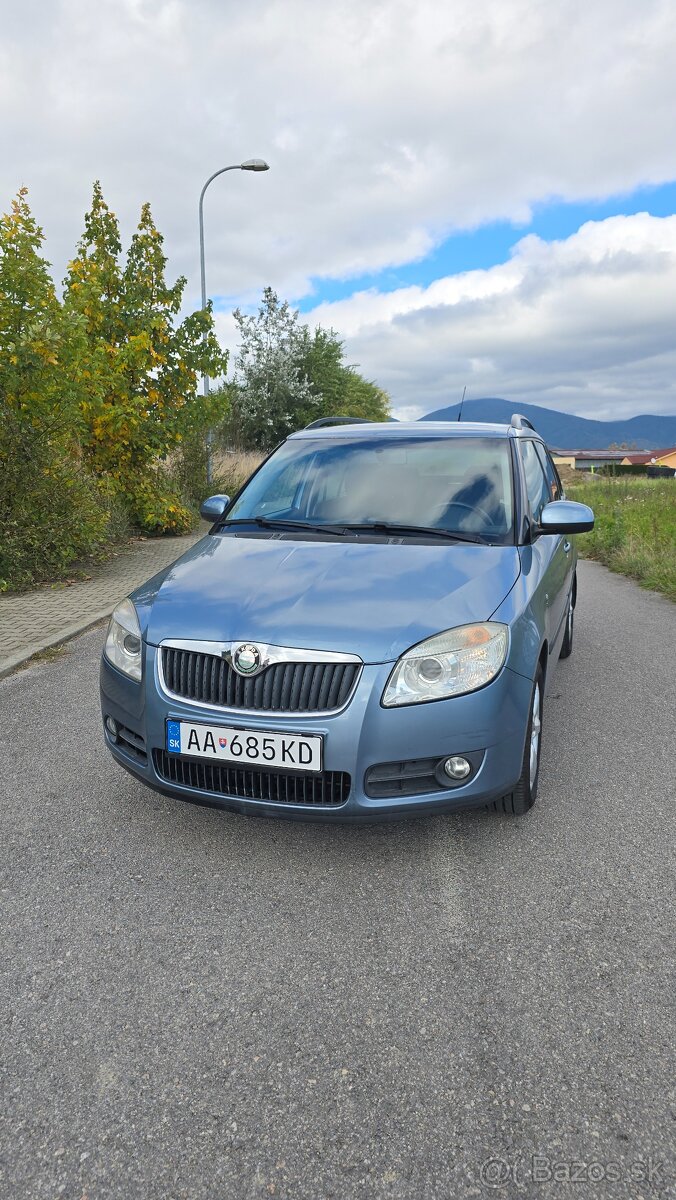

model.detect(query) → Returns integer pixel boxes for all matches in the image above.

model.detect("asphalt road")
[1,560,674,1200]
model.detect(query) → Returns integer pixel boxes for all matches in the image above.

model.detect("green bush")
[123,471,198,537]
[599,464,648,477]
[165,430,215,511]
[0,451,125,592]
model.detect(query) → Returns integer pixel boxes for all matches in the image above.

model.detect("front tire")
[492,666,543,815]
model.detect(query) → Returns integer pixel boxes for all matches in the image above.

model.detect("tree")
[64,183,228,531]
[0,189,110,589]
[295,325,390,424]
[222,289,390,450]
[226,287,317,450]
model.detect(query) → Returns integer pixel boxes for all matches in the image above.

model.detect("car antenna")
[457,385,467,422]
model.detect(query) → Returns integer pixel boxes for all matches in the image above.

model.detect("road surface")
[1,560,674,1199]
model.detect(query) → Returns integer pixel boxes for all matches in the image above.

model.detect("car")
[100,414,594,821]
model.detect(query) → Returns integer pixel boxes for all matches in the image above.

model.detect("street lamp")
[198,158,270,481]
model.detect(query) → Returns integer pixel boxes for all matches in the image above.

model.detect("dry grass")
[14,643,68,673]
[212,450,265,499]
[557,464,579,491]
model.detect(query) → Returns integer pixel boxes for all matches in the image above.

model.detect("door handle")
[563,540,572,553]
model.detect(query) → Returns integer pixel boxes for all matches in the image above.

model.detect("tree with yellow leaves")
[65,183,228,532]
[0,189,111,589]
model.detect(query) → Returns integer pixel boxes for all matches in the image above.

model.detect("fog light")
[443,755,471,780]
[105,715,118,739]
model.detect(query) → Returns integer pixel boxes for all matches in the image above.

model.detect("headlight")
[104,599,143,681]
[382,622,508,707]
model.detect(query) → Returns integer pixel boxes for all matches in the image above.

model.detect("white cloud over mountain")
[303,214,676,418]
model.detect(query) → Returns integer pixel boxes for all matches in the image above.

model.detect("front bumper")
[100,645,533,822]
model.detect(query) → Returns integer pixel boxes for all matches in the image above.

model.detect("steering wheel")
[434,500,494,529]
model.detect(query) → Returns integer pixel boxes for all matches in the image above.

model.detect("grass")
[567,476,676,601]
[12,643,69,674]
[212,450,265,499]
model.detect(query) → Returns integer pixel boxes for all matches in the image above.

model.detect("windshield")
[224,436,514,542]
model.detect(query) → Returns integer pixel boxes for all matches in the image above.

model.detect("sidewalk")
[0,528,207,677]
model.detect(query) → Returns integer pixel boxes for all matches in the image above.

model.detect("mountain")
[419,398,676,450]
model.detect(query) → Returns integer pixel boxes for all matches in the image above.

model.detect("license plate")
[166,720,323,773]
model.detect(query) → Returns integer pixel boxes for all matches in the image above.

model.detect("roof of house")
[550,449,628,460]
[622,447,676,464]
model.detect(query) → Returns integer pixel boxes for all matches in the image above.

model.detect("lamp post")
[199,158,269,482]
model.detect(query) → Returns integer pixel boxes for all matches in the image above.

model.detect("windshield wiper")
[221,517,489,544]
[220,517,348,535]
[341,522,488,544]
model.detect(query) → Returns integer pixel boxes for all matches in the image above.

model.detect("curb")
[0,526,209,682]
[0,607,115,680]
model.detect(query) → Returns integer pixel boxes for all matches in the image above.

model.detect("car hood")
[134,533,521,664]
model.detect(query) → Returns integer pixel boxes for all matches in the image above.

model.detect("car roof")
[289,421,539,442]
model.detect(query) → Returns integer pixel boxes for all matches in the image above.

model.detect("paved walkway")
[0,529,207,677]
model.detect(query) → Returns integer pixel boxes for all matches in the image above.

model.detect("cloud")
[301,214,676,418]
[4,1,676,418]
[2,0,676,307]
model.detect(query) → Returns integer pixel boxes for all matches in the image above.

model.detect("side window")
[518,440,550,523]
[534,442,562,502]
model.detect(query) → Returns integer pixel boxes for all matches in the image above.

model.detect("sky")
[2,0,676,420]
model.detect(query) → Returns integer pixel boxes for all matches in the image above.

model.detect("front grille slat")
[298,664,314,711]
[316,664,336,710]
[262,665,275,709]
[162,649,359,713]
[307,664,324,710]
[326,663,346,709]
[287,663,305,711]
[154,750,350,808]
[271,664,286,710]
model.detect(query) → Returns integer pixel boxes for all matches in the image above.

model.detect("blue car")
[100,415,594,821]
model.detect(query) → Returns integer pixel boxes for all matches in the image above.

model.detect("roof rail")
[510,413,537,432]
[304,416,374,430]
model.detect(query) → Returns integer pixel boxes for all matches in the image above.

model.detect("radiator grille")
[153,749,350,807]
[161,647,360,713]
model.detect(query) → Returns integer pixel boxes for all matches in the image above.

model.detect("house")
[551,450,628,472]
[621,447,676,469]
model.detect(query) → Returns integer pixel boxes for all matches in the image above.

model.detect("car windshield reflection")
[223,436,514,544]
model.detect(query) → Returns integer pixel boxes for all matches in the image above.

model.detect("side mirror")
[539,499,594,534]
[200,494,230,522]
